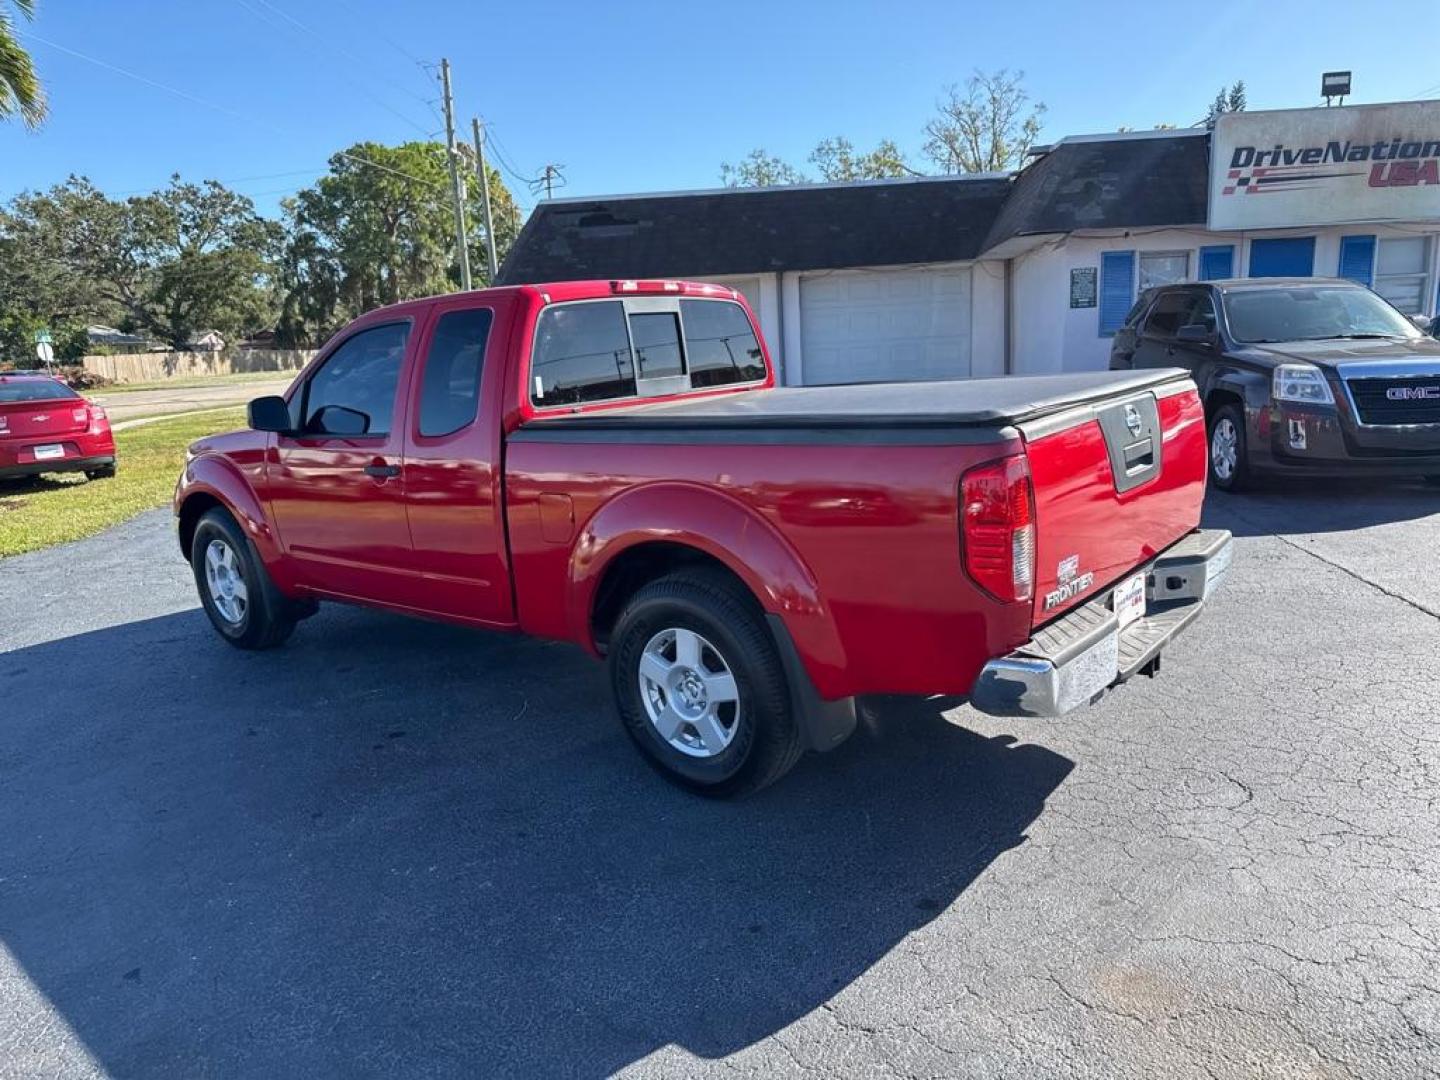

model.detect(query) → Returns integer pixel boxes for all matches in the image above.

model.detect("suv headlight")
[1272,363,1334,405]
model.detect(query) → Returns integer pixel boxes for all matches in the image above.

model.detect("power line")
[246,0,436,110]
[23,33,446,191]
[229,0,433,135]
[532,164,566,200]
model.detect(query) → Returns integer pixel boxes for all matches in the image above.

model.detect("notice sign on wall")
[1070,267,1097,308]
[1209,101,1440,230]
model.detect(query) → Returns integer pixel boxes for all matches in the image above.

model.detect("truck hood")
[1251,336,1440,370]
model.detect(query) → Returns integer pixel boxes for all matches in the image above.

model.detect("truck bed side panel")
[505,436,1034,701]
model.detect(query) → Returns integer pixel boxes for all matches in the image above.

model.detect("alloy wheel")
[1211,418,1238,481]
[204,538,249,625]
[637,627,741,758]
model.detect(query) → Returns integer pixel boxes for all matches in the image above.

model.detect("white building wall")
[1011,223,1440,374]
[970,261,1007,377]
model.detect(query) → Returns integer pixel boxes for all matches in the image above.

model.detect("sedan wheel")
[637,627,740,758]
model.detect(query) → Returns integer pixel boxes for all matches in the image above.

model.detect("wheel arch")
[568,482,849,696]
[175,455,288,585]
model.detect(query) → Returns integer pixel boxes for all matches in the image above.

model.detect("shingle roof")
[981,131,1211,253]
[495,176,1015,285]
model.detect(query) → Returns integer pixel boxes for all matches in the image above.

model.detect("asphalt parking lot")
[3,482,1439,1079]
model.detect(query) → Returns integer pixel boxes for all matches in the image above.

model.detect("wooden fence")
[81,349,316,384]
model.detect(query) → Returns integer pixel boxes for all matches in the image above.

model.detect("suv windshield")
[1223,286,1421,344]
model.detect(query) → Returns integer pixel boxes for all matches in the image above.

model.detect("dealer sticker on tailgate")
[1112,571,1146,630]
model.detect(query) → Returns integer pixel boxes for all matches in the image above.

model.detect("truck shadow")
[0,606,1071,1078]
[1203,476,1440,537]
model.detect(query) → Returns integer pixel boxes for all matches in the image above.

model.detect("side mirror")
[1409,313,1433,332]
[247,395,293,434]
[1176,323,1214,344]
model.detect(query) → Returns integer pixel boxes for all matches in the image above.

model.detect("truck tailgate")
[1023,377,1207,629]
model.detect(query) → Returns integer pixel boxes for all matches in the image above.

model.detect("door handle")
[364,461,401,479]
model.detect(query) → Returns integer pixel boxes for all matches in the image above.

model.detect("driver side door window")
[270,321,417,602]
[299,324,408,435]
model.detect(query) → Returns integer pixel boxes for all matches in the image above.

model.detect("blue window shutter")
[1337,235,1376,285]
[1248,237,1316,278]
[1099,251,1135,336]
[1198,245,1235,281]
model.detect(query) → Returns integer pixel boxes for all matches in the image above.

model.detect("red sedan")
[0,372,116,481]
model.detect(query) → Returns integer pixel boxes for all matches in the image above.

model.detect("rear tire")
[1207,403,1250,493]
[85,464,116,480]
[609,571,803,798]
[191,507,296,650]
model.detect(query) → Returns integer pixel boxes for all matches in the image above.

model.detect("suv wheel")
[609,571,803,798]
[1208,403,1250,492]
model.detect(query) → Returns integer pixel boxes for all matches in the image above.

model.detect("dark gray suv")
[1110,278,1440,491]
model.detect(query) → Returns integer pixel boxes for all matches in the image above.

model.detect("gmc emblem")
[1386,386,1440,401]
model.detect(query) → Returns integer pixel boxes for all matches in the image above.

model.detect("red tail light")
[961,455,1036,603]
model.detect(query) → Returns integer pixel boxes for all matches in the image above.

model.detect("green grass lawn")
[94,371,298,395]
[0,408,247,558]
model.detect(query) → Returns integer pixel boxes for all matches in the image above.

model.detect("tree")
[2,175,278,350]
[808,137,914,181]
[1205,81,1247,128]
[720,149,807,188]
[279,141,521,345]
[922,69,1046,173]
[0,0,44,127]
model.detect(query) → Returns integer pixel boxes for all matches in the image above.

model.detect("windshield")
[0,379,79,403]
[1223,286,1422,344]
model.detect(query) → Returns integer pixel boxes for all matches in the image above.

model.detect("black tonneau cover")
[516,369,1190,434]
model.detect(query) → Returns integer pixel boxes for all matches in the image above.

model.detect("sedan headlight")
[1272,363,1334,405]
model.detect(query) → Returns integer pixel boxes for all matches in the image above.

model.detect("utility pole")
[439,58,472,291]
[471,117,499,282]
[539,163,562,200]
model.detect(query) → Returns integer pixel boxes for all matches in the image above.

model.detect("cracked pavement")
[1,478,1438,1078]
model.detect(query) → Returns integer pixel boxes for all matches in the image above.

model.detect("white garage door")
[799,267,972,385]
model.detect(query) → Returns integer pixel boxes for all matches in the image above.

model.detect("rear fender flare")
[568,482,848,688]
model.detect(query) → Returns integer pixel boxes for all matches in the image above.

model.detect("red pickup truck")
[174,279,1232,796]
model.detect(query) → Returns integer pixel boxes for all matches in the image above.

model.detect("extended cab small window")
[680,300,765,387]
[531,301,636,406]
[418,308,493,437]
[301,322,409,436]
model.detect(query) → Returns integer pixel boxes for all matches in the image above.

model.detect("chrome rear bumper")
[969,528,1233,718]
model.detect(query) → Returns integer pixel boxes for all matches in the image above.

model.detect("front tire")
[1208,403,1250,492]
[609,572,803,798]
[191,507,296,649]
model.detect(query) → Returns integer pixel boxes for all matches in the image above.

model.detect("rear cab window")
[529,297,766,410]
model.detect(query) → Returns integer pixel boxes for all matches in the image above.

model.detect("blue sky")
[3,0,1439,219]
